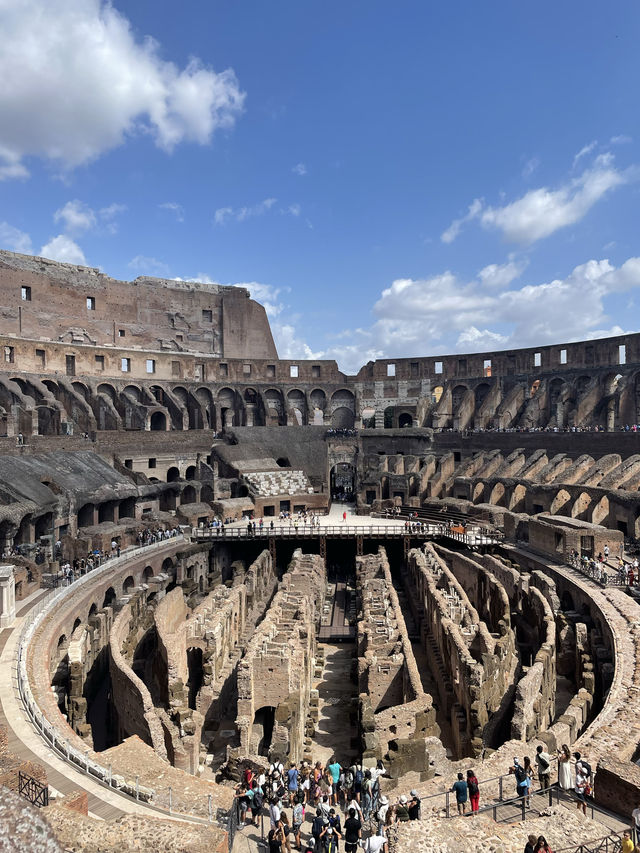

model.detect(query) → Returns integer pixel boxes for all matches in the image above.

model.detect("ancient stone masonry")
[478,554,557,742]
[356,548,439,779]
[403,545,518,757]
[235,549,325,764]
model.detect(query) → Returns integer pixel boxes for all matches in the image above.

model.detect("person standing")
[343,807,361,853]
[466,769,480,813]
[535,745,551,790]
[557,744,573,790]
[524,834,538,853]
[451,773,468,815]
[288,762,300,805]
[407,790,421,820]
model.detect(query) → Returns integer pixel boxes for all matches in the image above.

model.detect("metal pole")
[446,790,450,818]
[169,786,172,814]
[109,764,112,786]
[499,776,503,801]
[521,794,525,821]
[136,776,140,800]
[208,794,212,823]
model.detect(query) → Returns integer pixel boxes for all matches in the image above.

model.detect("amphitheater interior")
[1,251,640,851]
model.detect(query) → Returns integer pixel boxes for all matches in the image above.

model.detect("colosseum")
[1,248,640,852]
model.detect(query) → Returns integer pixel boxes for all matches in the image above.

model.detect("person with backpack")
[535,745,552,790]
[343,807,361,853]
[251,782,264,826]
[362,770,373,820]
[311,810,325,849]
[292,794,305,850]
[353,765,364,802]
[573,751,592,815]
[466,769,480,813]
[511,758,528,802]
[342,767,354,805]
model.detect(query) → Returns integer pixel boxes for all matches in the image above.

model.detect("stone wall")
[404,546,518,757]
[356,547,439,778]
[235,549,325,763]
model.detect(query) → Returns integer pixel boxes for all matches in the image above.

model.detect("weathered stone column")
[0,565,16,628]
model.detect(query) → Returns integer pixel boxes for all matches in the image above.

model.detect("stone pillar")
[374,409,385,429]
[0,565,16,628]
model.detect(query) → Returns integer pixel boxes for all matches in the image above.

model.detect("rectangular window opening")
[219,363,228,378]
[118,329,125,338]
[560,349,567,365]
[65,354,75,376]
[243,363,252,376]
[95,355,105,371]
[35,349,45,368]
[3,346,14,364]
[171,361,182,378]
[312,365,321,379]
[619,344,626,365]
[387,363,396,377]
[121,357,131,373]
[290,365,299,378]
[434,361,443,374]
[124,459,133,469]
[21,286,31,302]
[202,309,213,322]
[146,359,155,374]
[86,296,95,310]
[266,364,276,378]
[534,352,542,368]
[483,359,492,377]
[148,458,157,469]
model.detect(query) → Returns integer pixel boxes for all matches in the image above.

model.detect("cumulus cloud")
[40,235,86,265]
[54,199,96,233]
[0,0,245,179]
[214,198,277,225]
[129,255,170,277]
[478,259,527,289]
[0,222,32,254]
[442,153,636,246]
[319,256,640,373]
[159,202,185,222]
[292,163,307,176]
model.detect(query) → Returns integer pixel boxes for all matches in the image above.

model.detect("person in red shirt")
[466,769,480,813]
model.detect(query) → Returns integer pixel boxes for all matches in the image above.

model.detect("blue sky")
[1,0,639,372]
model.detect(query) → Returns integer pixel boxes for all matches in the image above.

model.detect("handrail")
[191,524,501,545]
[14,536,232,827]
[555,834,622,853]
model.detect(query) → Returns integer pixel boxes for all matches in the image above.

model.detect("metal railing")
[18,770,49,807]
[555,835,622,853]
[14,536,233,830]
[191,524,501,546]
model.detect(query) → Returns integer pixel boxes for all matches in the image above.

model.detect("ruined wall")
[356,547,439,778]
[405,545,518,757]
[235,549,325,764]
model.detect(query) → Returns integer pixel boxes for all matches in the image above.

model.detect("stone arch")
[167,466,181,483]
[72,617,82,633]
[286,389,307,425]
[529,378,541,397]
[361,406,375,429]
[102,587,116,608]
[550,488,572,516]
[474,382,491,407]
[571,491,592,520]
[122,575,135,595]
[143,566,154,583]
[264,388,285,426]
[97,383,118,402]
[398,412,413,428]
[150,411,166,431]
[488,482,506,507]
[88,603,97,619]
[381,475,390,500]
[310,389,327,425]
[331,388,355,408]
[472,482,485,504]
[71,381,90,400]
[201,484,214,503]
[432,386,444,404]
[408,474,420,498]
[161,557,175,575]
[182,485,197,504]
[332,407,355,429]
[217,386,238,428]
[185,465,197,480]
[451,384,469,409]
[123,384,142,401]
[77,503,95,528]
[591,495,609,525]
[509,484,527,513]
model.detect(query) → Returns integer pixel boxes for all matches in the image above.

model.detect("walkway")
[308,643,358,767]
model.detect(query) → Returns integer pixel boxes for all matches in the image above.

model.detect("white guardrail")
[14,536,228,827]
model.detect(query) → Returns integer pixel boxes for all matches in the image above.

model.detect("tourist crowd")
[235,759,421,853]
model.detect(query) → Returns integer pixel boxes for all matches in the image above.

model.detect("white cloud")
[40,235,86,265]
[0,222,32,254]
[214,198,277,225]
[522,157,540,179]
[610,135,632,145]
[159,202,185,222]
[0,0,245,179]
[54,199,96,233]
[287,203,301,217]
[441,152,637,246]
[441,198,483,244]
[129,255,170,277]
[292,163,307,176]
[478,259,526,289]
[573,140,597,169]
[319,256,640,372]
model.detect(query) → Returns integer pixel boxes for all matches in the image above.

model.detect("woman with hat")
[376,795,389,835]
[395,795,410,822]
